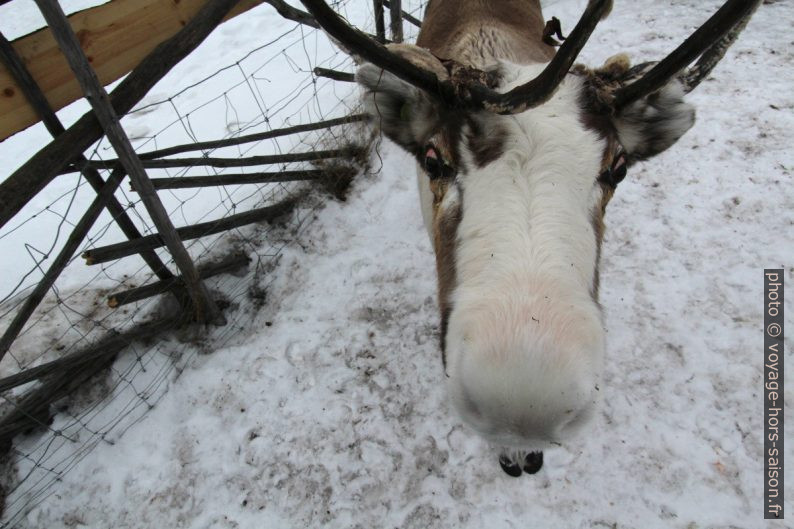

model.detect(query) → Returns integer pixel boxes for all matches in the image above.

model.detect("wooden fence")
[0,0,418,522]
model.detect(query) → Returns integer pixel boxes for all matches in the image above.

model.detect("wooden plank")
[0,0,264,141]
[34,0,225,326]
[0,0,245,231]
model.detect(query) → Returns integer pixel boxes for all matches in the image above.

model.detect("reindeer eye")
[423,145,449,180]
[425,153,442,179]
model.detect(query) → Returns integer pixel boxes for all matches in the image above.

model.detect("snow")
[1,0,793,528]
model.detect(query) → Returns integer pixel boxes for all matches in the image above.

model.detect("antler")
[613,0,761,110]
[299,0,612,114]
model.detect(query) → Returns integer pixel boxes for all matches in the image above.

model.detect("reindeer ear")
[356,64,439,154]
[612,80,695,162]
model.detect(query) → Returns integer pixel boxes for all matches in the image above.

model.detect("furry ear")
[612,80,695,162]
[356,44,449,154]
[356,63,439,154]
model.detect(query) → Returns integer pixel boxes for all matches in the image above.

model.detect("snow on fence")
[0,0,423,522]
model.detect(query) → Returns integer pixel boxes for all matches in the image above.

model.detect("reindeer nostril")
[523,451,544,474]
[499,454,523,477]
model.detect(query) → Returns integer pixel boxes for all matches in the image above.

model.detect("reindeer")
[300,0,760,476]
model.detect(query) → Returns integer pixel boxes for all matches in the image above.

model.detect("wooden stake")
[0,0,267,141]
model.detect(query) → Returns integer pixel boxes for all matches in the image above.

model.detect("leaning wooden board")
[0,0,263,141]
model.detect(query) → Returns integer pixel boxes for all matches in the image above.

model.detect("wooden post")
[383,0,421,29]
[34,0,224,325]
[83,198,296,265]
[0,31,175,284]
[0,0,244,231]
[0,169,127,363]
[388,0,403,43]
[373,0,386,44]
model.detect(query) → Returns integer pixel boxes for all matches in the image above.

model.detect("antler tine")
[681,0,761,93]
[613,0,761,110]
[299,0,457,104]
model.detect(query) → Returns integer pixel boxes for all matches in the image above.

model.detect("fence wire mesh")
[0,1,426,523]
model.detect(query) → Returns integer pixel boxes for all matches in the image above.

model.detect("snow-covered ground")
[1,0,793,527]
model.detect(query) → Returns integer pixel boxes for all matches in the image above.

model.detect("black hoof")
[499,455,522,477]
[523,451,543,474]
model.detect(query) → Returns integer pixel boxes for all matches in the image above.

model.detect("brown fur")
[416,0,555,66]
[433,199,463,370]
[589,139,621,302]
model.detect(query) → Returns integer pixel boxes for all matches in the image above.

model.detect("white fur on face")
[435,64,607,450]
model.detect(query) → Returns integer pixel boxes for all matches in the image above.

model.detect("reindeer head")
[300,0,760,474]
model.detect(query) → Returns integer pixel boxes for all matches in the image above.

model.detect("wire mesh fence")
[0,1,426,523]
